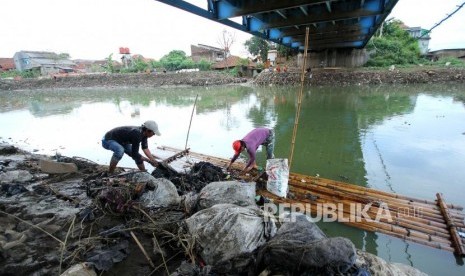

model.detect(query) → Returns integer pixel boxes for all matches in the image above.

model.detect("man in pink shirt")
[227,127,275,172]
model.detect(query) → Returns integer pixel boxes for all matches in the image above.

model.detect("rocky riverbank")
[1,67,464,91]
[0,144,428,275]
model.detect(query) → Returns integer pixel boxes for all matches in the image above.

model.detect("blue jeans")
[102,139,132,163]
[262,130,275,159]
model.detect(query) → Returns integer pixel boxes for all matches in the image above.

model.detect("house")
[267,49,278,66]
[0,58,15,72]
[13,51,76,75]
[403,26,431,55]
[428,48,465,61]
[191,44,225,63]
[212,55,258,77]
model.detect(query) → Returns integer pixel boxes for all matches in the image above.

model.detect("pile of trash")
[0,144,428,275]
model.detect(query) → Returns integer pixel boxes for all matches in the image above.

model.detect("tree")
[365,20,422,67]
[105,54,115,73]
[159,50,188,71]
[58,53,71,59]
[217,29,236,69]
[244,36,269,62]
[132,56,149,72]
[277,44,294,59]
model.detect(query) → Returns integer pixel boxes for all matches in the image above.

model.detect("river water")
[1,83,464,275]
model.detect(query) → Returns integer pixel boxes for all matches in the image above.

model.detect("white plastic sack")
[139,178,180,207]
[198,181,256,210]
[185,204,277,265]
[266,158,289,198]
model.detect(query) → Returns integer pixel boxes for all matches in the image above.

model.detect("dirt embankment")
[253,67,465,86]
[0,72,248,91]
[1,67,464,91]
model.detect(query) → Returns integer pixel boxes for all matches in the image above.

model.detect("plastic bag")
[185,204,276,265]
[266,158,289,197]
[198,181,256,210]
[139,178,180,207]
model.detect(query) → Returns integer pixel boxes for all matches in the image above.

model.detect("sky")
[1,0,464,61]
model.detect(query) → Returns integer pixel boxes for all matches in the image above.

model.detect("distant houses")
[190,44,225,63]
[403,26,431,55]
[428,48,465,61]
[13,51,75,75]
[0,58,15,72]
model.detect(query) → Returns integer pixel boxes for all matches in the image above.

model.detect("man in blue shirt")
[102,120,161,173]
[227,127,275,173]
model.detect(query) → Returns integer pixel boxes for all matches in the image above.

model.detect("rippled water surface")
[1,83,464,275]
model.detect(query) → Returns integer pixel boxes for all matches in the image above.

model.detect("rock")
[39,159,78,174]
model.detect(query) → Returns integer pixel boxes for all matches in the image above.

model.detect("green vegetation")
[434,56,465,66]
[365,20,465,68]
[0,68,40,79]
[105,54,115,73]
[244,36,270,62]
[156,50,212,72]
[365,20,424,67]
[277,44,294,59]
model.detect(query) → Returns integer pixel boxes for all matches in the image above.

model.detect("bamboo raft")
[157,146,465,256]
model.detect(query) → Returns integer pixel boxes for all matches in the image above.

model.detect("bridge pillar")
[298,48,368,68]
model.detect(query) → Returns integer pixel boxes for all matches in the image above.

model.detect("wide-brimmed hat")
[143,120,161,136]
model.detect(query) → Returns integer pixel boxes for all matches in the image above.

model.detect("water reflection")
[1,83,465,275]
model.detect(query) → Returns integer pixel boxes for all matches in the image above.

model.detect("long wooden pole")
[437,193,465,256]
[185,94,199,150]
[289,27,310,171]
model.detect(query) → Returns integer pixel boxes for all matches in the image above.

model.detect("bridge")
[155,0,399,51]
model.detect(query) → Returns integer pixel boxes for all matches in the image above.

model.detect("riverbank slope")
[1,67,464,91]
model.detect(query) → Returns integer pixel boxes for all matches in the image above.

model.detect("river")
[1,83,464,275]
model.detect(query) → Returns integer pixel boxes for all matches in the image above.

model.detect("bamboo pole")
[289,177,465,224]
[286,186,452,242]
[185,94,199,150]
[130,231,155,268]
[170,146,464,211]
[288,26,310,172]
[289,180,456,223]
[290,173,463,211]
[437,193,465,256]
[287,184,451,236]
[259,190,454,251]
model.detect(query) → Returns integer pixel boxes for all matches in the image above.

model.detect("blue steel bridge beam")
[155,0,296,49]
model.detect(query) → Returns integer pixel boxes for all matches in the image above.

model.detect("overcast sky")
[1,0,464,60]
